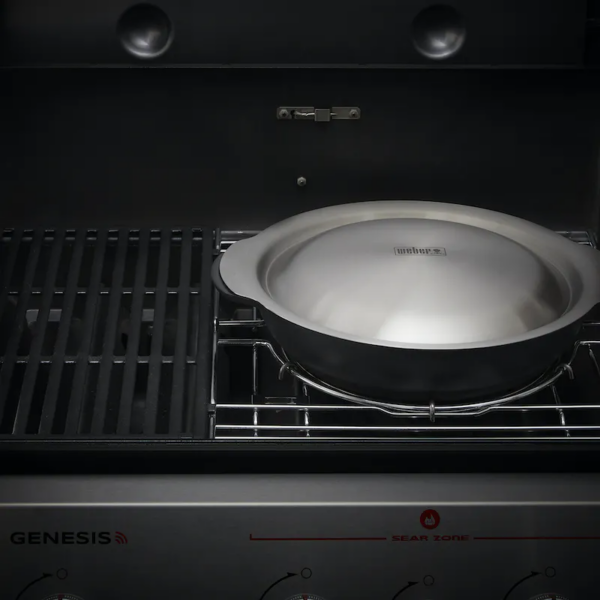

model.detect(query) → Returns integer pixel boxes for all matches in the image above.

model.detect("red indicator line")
[474,536,600,541]
[250,534,387,541]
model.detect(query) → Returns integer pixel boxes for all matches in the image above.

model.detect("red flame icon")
[420,509,440,530]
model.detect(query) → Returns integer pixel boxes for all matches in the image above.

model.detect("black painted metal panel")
[0,68,599,230]
[1,0,588,66]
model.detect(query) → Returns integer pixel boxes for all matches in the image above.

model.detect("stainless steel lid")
[266,218,569,344]
[219,201,600,350]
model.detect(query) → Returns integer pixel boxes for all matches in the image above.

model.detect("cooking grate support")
[0,228,212,438]
[212,230,600,441]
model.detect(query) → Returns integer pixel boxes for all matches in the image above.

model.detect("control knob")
[528,595,569,600]
[285,595,327,600]
[43,595,85,600]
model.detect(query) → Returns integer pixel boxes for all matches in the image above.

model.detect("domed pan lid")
[218,201,600,350]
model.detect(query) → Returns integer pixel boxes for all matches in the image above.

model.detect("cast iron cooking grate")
[0,228,210,438]
[213,230,600,441]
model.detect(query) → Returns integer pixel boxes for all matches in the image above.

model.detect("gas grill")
[3,2,600,597]
[3,226,600,599]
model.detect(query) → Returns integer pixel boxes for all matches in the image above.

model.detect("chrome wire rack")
[210,230,600,441]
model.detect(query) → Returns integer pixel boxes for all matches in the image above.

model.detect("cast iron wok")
[213,201,600,403]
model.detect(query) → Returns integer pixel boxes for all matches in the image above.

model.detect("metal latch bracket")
[277,107,361,121]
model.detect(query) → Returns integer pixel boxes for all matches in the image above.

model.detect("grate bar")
[192,233,215,437]
[209,230,222,412]
[6,287,200,295]
[143,233,171,434]
[13,231,65,433]
[65,231,108,435]
[91,230,129,435]
[116,229,150,435]
[39,230,86,434]
[185,293,201,431]
[0,231,24,323]
[0,230,44,428]
[4,357,197,365]
[169,229,192,435]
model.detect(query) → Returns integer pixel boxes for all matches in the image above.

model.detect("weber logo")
[394,247,446,256]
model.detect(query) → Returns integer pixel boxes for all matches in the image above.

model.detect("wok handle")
[211,252,260,307]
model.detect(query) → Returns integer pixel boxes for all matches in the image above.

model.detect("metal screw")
[297,176,307,187]
[278,108,290,119]
[349,109,359,118]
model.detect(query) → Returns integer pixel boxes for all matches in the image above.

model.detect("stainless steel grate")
[0,228,211,438]
[212,230,600,441]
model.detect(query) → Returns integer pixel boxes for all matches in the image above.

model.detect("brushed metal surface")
[2,473,600,503]
[220,202,600,350]
[0,475,599,599]
[266,218,569,345]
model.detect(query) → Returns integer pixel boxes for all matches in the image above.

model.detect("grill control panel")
[1,474,598,600]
